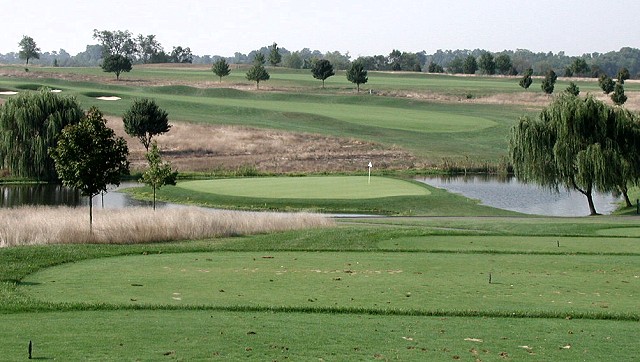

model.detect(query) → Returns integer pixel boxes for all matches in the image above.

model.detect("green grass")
[1,217,639,360]
[0,66,535,163]
[177,176,430,199]
[3,311,638,361]
[124,177,521,216]
[22,251,639,315]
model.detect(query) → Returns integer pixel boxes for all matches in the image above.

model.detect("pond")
[0,182,164,209]
[417,175,619,216]
[1,177,621,217]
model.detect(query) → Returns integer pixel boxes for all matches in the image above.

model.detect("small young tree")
[565,82,580,96]
[268,42,282,67]
[311,59,335,88]
[519,68,533,89]
[611,83,627,105]
[598,74,615,94]
[50,107,129,230]
[101,54,132,80]
[18,35,40,66]
[211,58,231,82]
[346,61,368,92]
[246,52,270,89]
[541,69,557,94]
[123,98,171,151]
[141,141,177,210]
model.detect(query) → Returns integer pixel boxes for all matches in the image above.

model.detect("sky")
[1,0,639,57]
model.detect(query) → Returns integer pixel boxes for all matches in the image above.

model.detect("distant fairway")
[177,176,430,199]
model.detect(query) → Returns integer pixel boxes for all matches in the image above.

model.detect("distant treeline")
[2,43,639,79]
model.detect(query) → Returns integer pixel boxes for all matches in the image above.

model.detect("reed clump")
[0,206,334,247]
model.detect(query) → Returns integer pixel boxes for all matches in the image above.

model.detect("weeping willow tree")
[0,89,84,180]
[509,93,640,215]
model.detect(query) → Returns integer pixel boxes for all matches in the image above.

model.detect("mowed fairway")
[0,66,529,162]
[9,219,640,360]
[177,176,430,199]
[22,251,638,314]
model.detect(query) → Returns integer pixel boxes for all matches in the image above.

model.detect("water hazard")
[2,177,621,216]
[417,175,618,216]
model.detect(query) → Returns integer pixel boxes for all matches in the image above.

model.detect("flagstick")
[367,162,372,184]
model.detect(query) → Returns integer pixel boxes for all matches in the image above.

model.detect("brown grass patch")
[106,117,418,173]
[0,206,334,247]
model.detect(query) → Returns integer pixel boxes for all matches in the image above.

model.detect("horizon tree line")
[9,32,640,79]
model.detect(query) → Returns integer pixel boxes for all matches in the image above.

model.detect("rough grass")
[0,206,333,247]
[106,117,417,173]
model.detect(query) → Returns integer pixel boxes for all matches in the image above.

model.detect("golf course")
[1,64,639,360]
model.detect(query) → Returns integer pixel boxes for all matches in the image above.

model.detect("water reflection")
[1,183,83,207]
[0,182,165,209]
[417,175,618,216]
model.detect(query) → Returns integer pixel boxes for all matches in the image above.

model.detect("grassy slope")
[0,66,535,163]
[1,217,639,360]
[124,179,522,216]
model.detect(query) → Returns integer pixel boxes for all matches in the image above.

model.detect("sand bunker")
[0,91,18,95]
[50,89,62,93]
[96,96,121,101]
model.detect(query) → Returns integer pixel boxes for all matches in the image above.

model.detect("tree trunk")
[620,186,632,207]
[623,191,632,208]
[153,186,156,211]
[322,79,325,89]
[89,195,93,234]
[585,191,598,216]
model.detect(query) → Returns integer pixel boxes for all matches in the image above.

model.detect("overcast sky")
[2,0,638,57]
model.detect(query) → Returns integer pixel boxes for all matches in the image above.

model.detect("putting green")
[177,176,430,199]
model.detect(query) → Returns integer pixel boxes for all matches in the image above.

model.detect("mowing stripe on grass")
[177,176,430,199]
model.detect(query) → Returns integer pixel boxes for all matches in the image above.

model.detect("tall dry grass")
[0,206,334,247]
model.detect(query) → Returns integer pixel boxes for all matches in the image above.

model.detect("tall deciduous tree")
[50,107,129,229]
[509,94,638,215]
[123,98,171,151]
[93,29,137,58]
[447,57,464,74]
[211,58,231,82]
[101,54,132,80]
[170,46,193,63]
[462,55,478,74]
[495,54,513,75]
[569,58,590,77]
[268,42,282,66]
[311,59,335,88]
[18,35,40,66]
[0,89,84,180]
[135,34,163,63]
[346,60,368,92]
[541,69,557,94]
[141,141,177,210]
[478,52,496,75]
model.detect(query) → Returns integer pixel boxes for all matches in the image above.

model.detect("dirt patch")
[107,117,418,173]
